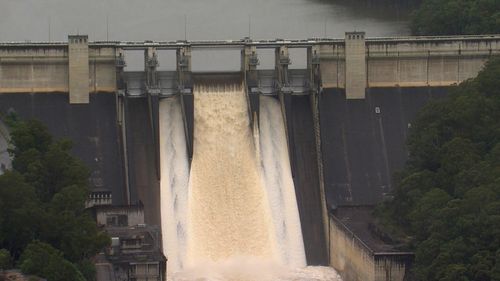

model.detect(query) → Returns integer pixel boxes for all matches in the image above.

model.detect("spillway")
[161,77,342,280]
[259,96,306,267]
[186,81,277,263]
[159,97,190,273]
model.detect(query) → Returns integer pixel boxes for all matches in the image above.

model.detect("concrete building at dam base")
[1,32,499,281]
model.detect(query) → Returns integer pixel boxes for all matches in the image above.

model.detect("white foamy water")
[159,97,190,273]
[161,81,342,281]
[186,83,277,263]
[171,257,342,281]
[259,96,306,267]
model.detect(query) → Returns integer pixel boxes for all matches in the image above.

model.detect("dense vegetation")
[376,58,500,280]
[0,118,109,280]
[411,0,500,35]
[350,0,500,36]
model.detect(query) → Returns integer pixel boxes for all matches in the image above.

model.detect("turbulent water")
[186,82,277,263]
[259,96,306,267]
[161,81,342,280]
[159,97,190,272]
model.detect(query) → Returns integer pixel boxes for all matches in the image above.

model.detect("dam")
[0,32,499,280]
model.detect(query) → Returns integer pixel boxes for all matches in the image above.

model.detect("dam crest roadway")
[1,32,499,100]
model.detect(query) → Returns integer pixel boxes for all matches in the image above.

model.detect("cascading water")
[186,82,277,263]
[159,97,190,273]
[258,96,306,268]
[160,79,342,281]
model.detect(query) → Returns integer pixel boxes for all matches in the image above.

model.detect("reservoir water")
[1,0,409,70]
[0,0,408,42]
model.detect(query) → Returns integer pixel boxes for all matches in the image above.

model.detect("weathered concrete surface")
[125,98,161,226]
[68,35,90,104]
[319,35,500,97]
[329,208,413,281]
[2,34,499,100]
[0,93,125,203]
[345,32,366,99]
[0,45,116,94]
[320,87,449,206]
[284,95,328,265]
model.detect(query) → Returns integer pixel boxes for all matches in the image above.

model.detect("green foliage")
[377,57,500,281]
[0,119,109,280]
[0,248,11,270]
[19,241,85,281]
[77,259,97,281]
[8,120,89,202]
[411,0,500,35]
[0,172,44,258]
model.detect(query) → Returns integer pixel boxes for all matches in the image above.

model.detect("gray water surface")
[0,0,409,69]
[1,0,408,41]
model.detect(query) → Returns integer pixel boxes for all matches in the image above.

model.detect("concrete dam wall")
[320,87,449,206]
[0,33,498,278]
[0,93,126,203]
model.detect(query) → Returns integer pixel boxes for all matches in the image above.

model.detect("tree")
[0,118,109,280]
[377,57,500,281]
[19,241,85,281]
[411,0,500,36]
[8,120,89,202]
[0,171,44,258]
[0,249,11,270]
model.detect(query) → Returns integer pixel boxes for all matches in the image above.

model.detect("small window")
[106,216,117,226]
[148,263,158,274]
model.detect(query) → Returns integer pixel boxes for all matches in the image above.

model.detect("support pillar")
[275,45,293,177]
[242,45,259,87]
[275,46,291,93]
[307,45,321,94]
[68,35,89,104]
[308,44,330,262]
[242,45,260,128]
[176,47,193,160]
[345,31,366,99]
[176,46,192,92]
[116,49,127,95]
[145,47,160,94]
[144,47,161,180]
[115,48,130,204]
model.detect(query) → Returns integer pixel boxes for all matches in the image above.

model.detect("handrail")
[1,34,499,49]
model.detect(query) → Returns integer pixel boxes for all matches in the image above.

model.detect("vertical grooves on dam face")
[126,98,161,225]
[284,95,328,265]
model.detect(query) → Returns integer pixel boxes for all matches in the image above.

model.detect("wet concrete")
[125,98,161,226]
[0,93,125,204]
[284,95,329,265]
[319,87,449,206]
[181,94,194,160]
